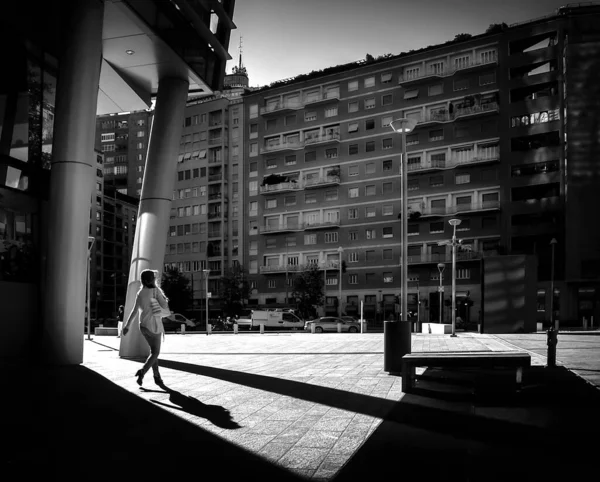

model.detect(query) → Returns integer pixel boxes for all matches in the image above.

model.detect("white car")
[304,317,360,333]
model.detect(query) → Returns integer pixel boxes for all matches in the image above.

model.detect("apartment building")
[242,4,600,328]
[96,110,154,198]
[163,67,250,316]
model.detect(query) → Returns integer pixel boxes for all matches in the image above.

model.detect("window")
[453,78,470,91]
[404,89,419,100]
[249,143,258,157]
[365,206,376,218]
[348,80,358,91]
[480,72,496,85]
[382,115,393,127]
[266,198,277,209]
[348,101,359,113]
[429,84,443,96]
[305,192,317,204]
[349,274,358,284]
[366,162,376,174]
[366,250,376,262]
[285,195,296,206]
[454,55,470,70]
[348,122,359,133]
[454,125,469,138]
[304,234,317,245]
[456,219,471,231]
[406,134,419,146]
[348,208,358,219]
[383,272,393,283]
[305,111,317,122]
[430,175,444,187]
[285,155,296,166]
[365,185,376,196]
[381,72,392,83]
[266,158,277,169]
[383,205,393,216]
[455,173,470,185]
[456,269,471,280]
[382,227,393,238]
[325,148,338,159]
[429,129,444,141]
[365,141,375,152]
[405,67,420,80]
[325,190,338,201]
[382,182,393,194]
[349,165,359,176]
[382,138,393,150]
[325,232,338,243]
[364,98,375,109]
[101,133,115,142]
[383,249,394,260]
[249,181,258,195]
[136,130,145,137]
[481,49,497,63]
[430,222,445,234]
[349,252,359,263]
[136,142,144,149]
[349,231,357,241]
[365,119,375,130]
[349,144,359,155]
[349,187,359,198]
[249,104,258,118]
[364,76,375,88]
[381,160,393,172]
[325,106,338,118]
[408,179,419,191]
[366,229,376,239]
[382,94,393,105]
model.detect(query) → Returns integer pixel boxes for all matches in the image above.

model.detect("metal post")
[416,281,420,330]
[87,237,95,340]
[438,263,444,325]
[547,238,558,368]
[338,246,344,317]
[451,225,457,337]
[204,269,210,334]
[401,130,408,322]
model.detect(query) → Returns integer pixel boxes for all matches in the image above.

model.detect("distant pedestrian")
[117,305,124,322]
[122,269,170,387]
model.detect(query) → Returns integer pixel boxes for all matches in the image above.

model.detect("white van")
[251,310,304,330]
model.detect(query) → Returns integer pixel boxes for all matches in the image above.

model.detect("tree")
[292,264,324,320]
[365,53,375,62]
[454,33,473,42]
[486,23,508,34]
[218,265,251,316]
[161,267,192,314]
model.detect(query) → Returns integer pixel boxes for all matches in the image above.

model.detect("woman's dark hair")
[140,269,156,288]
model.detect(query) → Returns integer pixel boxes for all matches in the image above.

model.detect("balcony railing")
[259,181,302,194]
[303,132,341,146]
[419,201,501,217]
[208,212,223,219]
[260,140,303,154]
[208,192,223,201]
[417,102,499,126]
[303,220,341,230]
[208,137,222,145]
[259,224,302,234]
[407,154,499,172]
[399,58,497,84]
[304,175,341,189]
[260,261,340,273]
[406,251,482,264]
[260,92,340,116]
[208,157,222,164]
[208,174,223,182]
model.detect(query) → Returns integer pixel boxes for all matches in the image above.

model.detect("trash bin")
[384,320,412,374]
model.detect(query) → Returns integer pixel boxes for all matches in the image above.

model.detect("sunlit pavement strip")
[83,332,525,480]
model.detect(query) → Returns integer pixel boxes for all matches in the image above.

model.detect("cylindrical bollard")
[583,317,588,331]
[260,323,264,334]
[361,320,367,333]
[311,323,315,334]
[207,322,211,335]
[181,324,185,335]
[337,323,342,333]
[117,321,123,337]
[234,323,238,334]
[384,320,412,374]
[547,327,557,368]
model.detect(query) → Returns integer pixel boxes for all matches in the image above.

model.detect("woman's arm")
[156,287,170,310]
[122,295,141,336]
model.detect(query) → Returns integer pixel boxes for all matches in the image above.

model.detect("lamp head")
[390,117,417,134]
[437,263,445,272]
[337,246,344,253]
[550,238,557,245]
[448,218,462,227]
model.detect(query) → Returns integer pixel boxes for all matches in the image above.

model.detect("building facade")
[241,4,600,329]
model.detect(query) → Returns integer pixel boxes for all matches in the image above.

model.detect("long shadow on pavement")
[0,364,308,481]
[333,366,600,482]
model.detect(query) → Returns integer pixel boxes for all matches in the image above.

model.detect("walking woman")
[122,269,169,386]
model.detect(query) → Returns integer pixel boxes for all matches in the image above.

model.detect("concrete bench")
[94,327,119,336]
[401,351,531,393]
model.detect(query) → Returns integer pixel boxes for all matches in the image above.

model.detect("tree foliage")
[486,23,508,34]
[454,33,473,42]
[161,267,192,314]
[291,264,324,320]
[218,265,251,316]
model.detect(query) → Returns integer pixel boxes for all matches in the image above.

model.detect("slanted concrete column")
[119,77,189,358]
[42,0,104,365]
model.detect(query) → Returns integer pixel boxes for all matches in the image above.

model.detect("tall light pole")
[337,246,344,317]
[203,269,210,330]
[448,218,462,337]
[547,238,558,367]
[87,236,95,340]
[437,263,445,324]
[390,117,417,322]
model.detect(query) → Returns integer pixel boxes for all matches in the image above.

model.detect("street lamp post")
[203,269,210,331]
[390,117,417,323]
[448,219,462,337]
[547,238,558,367]
[337,246,344,317]
[86,236,95,340]
[437,263,445,324]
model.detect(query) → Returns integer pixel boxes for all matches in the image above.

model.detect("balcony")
[304,131,341,147]
[303,220,341,230]
[260,140,303,154]
[208,192,223,201]
[260,100,303,116]
[407,154,499,173]
[208,212,224,220]
[207,231,221,238]
[399,58,497,85]
[406,251,482,264]
[407,158,447,173]
[419,201,501,217]
[304,91,340,107]
[208,174,223,182]
[208,157,223,164]
[453,154,500,167]
[416,102,499,127]
[304,175,341,189]
[259,181,302,195]
[259,223,302,234]
[260,264,302,274]
[208,137,222,146]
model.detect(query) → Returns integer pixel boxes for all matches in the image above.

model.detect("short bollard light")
[181,324,185,335]
[207,322,211,335]
[260,323,264,334]
[234,323,238,334]
[337,323,342,333]
[311,323,315,334]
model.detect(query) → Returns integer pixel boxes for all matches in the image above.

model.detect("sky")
[225,0,573,88]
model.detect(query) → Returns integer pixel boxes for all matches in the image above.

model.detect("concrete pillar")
[42,0,104,365]
[119,77,189,358]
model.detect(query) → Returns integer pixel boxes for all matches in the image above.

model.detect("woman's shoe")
[154,375,164,386]
[135,370,144,386]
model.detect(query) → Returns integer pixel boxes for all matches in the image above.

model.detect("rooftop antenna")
[238,35,244,70]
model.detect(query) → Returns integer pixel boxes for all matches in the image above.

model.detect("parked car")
[162,313,196,332]
[304,317,360,333]
[341,316,358,323]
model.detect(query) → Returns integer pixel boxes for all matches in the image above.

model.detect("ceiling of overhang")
[97,0,212,115]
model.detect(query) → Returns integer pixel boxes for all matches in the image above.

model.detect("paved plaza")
[2,331,600,481]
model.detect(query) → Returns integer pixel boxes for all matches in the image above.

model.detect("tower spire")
[238,35,244,71]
